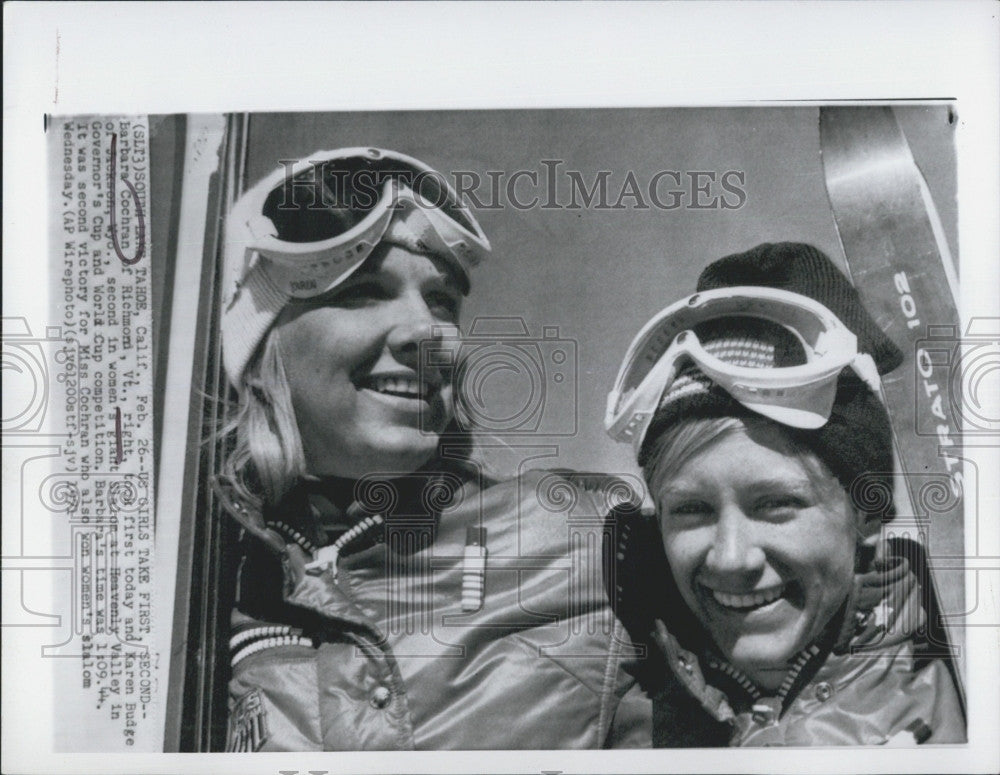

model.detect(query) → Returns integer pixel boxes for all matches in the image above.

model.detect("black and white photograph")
[3,3,998,774]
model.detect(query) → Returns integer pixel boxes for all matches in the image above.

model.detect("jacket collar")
[653,541,921,721]
[215,456,479,559]
[834,551,921,653]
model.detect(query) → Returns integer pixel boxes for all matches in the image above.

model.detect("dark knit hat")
[639,242,904,522]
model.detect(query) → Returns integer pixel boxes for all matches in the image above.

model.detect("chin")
[366,434,443,475]
[728,642,795,672]
[724,629,809,673]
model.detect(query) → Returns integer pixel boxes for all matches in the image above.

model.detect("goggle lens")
[261,155,477,244]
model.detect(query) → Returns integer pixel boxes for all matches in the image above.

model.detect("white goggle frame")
[605,286,882,454]
[225,147,491,299]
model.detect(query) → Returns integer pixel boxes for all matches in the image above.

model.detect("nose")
[704,508,766,579]
[385,296,456,369]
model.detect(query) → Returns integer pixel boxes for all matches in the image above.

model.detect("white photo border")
[3,2,998,774]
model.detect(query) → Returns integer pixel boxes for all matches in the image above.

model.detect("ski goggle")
[225,147,491,299]
[605,286,883,454]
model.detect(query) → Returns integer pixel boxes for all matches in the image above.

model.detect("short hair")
[642,415,886,550]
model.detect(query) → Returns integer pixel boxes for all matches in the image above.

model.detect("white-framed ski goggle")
[605,286,883,454]
[225,147,491,299]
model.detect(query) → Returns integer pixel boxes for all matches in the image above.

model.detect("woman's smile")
[275,243,464,479]
[362,373,439,402]
[653,421,860,685]
[702,581,789,612]
[359,370,447,410]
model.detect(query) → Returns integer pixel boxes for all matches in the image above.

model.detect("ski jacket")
[610,513,966,747]
[221,467,652,751]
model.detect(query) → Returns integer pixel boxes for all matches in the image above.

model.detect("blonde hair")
[643,416,744,490]
[218,327,307,509]
[643,415,848,513]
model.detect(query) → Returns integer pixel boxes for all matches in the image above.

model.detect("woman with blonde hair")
[605,243,965,746]
[215,147,649,751]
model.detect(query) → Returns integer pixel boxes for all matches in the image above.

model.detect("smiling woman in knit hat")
[213,148,651,752]
[605,242,965,747]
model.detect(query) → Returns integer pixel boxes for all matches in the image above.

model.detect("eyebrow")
[656,476,815,498]
[743,477,815,495]
[655,484,707,499]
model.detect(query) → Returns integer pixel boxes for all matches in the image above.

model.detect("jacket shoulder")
[527,468,645,516]
[212,475,287,555]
